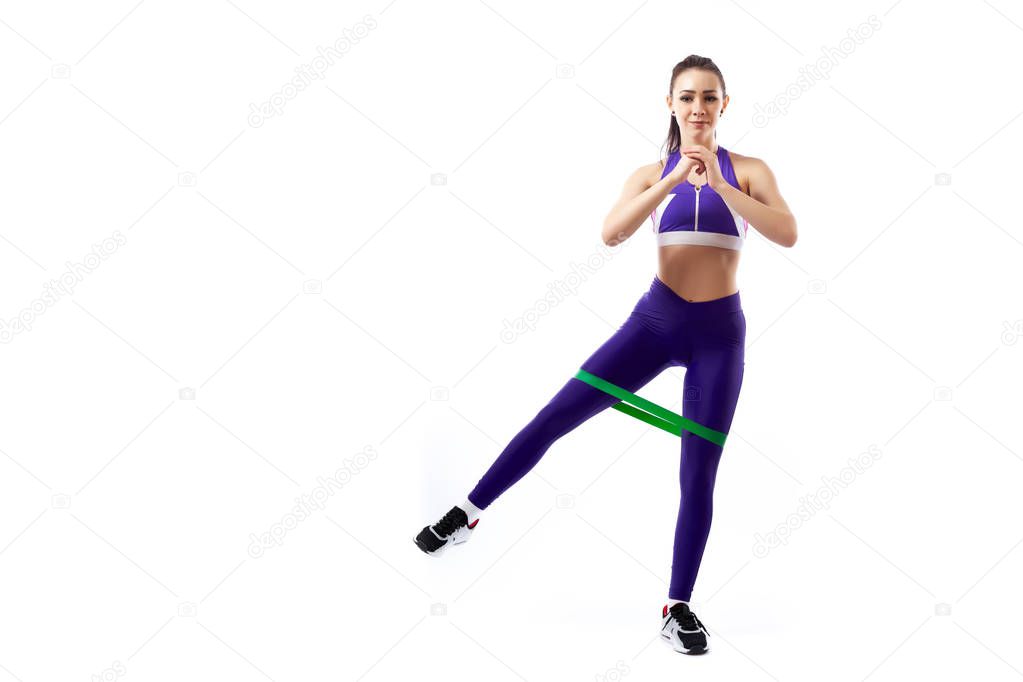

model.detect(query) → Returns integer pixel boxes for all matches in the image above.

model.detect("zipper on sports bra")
[693,184,701,231]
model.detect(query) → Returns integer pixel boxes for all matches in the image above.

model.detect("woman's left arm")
[714,158,797,247]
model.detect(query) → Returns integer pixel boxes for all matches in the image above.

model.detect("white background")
[1,0,1021,680]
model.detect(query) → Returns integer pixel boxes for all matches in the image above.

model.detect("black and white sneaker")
[660,602,710,655]
[414,505,478,556]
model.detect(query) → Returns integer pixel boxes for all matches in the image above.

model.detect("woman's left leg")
[668,310,746,602]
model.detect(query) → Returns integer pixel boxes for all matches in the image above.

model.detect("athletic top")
[650,145,748,250]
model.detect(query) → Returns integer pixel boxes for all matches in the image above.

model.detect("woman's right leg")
[467,311,673,509]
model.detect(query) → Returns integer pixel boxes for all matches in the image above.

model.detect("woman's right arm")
[601,159,691,246]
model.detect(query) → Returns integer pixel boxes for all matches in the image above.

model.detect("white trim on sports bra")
[650,183,748,251]
[657,230,744,250]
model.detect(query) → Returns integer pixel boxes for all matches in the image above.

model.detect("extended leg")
[467,315,673,509]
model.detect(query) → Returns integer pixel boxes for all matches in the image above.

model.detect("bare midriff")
[652,157,745,303]
[656,245,740,302]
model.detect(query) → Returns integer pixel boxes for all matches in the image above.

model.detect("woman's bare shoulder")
[729,150,776,171]
[726,150,761,195]
[639,159,667,188]
[727,149,757,165]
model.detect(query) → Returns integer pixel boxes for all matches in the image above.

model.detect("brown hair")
[660,55,727,166]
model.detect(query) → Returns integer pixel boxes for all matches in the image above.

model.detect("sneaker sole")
[660,631,709,655]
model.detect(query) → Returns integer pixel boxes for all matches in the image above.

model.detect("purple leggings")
[467,275,745,600]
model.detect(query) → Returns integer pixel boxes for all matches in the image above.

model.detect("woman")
[414,55,797,656]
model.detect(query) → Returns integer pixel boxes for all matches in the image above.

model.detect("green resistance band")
[573,368,727,446]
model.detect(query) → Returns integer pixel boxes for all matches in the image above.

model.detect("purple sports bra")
[650,145,748,250]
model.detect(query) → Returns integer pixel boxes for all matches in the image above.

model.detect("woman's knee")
[679,444,722,491]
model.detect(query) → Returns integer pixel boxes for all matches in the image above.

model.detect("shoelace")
[670,605,706,634]
[433,508,464,537]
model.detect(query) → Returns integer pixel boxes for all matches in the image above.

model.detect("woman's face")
[666,69,728,141]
